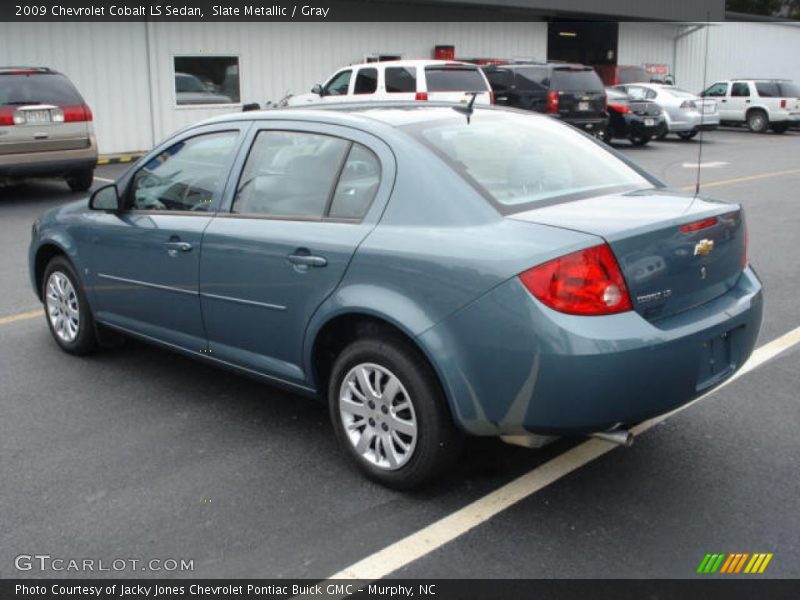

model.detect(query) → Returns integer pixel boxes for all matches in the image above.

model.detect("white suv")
[700,79,800,133]
[287,60,493,107]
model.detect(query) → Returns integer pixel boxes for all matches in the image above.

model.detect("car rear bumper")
[0,141,97,178]
[561,116,609,134]
[624,114,667,137]
[419,267,763,436]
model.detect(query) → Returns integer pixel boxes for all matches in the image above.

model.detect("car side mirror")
[311,84,323,95]
[89,184,120,211]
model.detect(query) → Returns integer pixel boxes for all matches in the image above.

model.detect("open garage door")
[548,21,618,66]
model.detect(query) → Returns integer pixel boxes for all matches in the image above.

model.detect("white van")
[287,60,493,106]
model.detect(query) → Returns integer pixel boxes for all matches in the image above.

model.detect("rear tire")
[66,169,94,192]
[328,334,463,489]
[677,130,698,141]
[747,110,769,133]
[42,256,98,355]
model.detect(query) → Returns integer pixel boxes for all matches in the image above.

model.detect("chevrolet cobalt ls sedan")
[29,104,763,488]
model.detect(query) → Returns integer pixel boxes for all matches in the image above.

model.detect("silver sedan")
[615,83,720,140]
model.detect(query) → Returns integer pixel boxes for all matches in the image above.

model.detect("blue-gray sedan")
[29,104,763,488]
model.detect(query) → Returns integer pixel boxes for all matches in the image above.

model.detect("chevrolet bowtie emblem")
[694,239,715,256]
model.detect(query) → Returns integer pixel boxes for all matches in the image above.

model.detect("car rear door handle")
[288,251,327,268]
[164,241,193,253]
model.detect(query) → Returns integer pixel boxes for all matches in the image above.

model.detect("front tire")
[328,335,463,489]
[66,169,94,192]
[42,256,97,355]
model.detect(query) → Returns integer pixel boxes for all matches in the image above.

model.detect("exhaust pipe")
[590,429,634,447]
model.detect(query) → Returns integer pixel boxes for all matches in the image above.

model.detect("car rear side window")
[0,73,83,106]
[778,82,800,97]
[129,131,239,212]
[385,67,417,93]
[617,67,649,85]
[755,82,781,97]
[406,113,651,213]
[233,131,351,219]
[732,82,750,97]
[551,69,604,92]
[329,143,381,220]
[513,67,549,91]
[354,68,378,95]
[485,68,514,92]
[424,66,488,92]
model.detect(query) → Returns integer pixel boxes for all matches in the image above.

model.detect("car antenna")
[452,92,479,123]
[695,13,711,197]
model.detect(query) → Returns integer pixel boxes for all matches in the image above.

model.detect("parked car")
[700,79,800,133]
[175,72,234,105]
[0,67,97,191]
[616,83,719,140]
[30,103,762,488]
[287,60,493,106]
[603,88,666,146]
[594,64,673,87]
[483,62,608,137]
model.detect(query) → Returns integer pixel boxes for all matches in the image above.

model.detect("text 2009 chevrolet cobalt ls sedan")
[29,104,763,488]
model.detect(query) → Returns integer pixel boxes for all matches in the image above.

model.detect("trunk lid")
[509,189,747,321]
[628,100,662,117]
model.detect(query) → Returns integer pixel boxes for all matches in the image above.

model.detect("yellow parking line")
[0,309,43,325]
[325,325,800,583]
[680,168,800,192]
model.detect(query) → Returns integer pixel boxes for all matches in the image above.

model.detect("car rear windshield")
[0,73,84,106]
[404,112,652,213]
[551,68,604,92]
[424,66,488,92]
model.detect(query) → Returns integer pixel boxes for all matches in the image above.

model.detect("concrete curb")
[96,154,144,166]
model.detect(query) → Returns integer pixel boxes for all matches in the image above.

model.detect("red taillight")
[415,92,428,101]
[608,103,630,114]
[0,107,15,126]
[679,217,718,233]
[60,104,92,122]
[519,244,633,316]
[780,99,787,108]
[547,90,559,113]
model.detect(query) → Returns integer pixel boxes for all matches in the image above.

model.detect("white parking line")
[93,176,115,183]
[326,326,800,582]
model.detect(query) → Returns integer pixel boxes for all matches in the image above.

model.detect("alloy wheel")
[339,362,418,470]
[46,271,80,343]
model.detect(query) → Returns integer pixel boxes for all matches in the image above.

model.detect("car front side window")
[704,82,728,97]
[128,131,238,212]
[323,70,352,96]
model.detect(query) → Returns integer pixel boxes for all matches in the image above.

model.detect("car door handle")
[164,241,193,253]
[721,99,727,102]
[288,252,327,267]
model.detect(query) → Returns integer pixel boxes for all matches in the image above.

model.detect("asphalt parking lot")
[1,127,799,580]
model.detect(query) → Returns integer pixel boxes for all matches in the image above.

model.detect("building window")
[174,56,240,106]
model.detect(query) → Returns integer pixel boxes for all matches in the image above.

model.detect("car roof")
[485,62,590,70]
[729,78,791,82]
[197,101,540,130]
[339,59,479,70]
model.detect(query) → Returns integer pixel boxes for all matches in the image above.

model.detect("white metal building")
[1,19,798,154]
